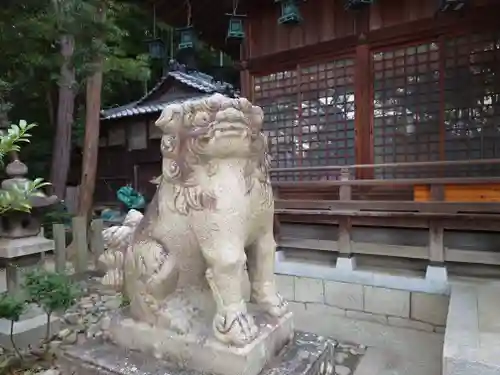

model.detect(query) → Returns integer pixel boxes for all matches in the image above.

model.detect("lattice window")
[255,70,299,181]
[373,42,441,178]
[299,59,356,180]
[254,58,355,181]
[443,32,500,176]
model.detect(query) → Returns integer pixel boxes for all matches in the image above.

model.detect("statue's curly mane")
[155,94,272,215]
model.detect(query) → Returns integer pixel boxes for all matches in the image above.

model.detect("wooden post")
[90,219,104,269]
[429,183,445,264]
[430,184,445,201]
[53,223,67,273]
[72,216,88,274]
[354,40,372,179]
[339,168,352,201]
[429,221,445,263]
[338,168,353,256]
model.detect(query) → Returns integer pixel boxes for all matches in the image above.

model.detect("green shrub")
[0,293,27,359]
[23,269,80,345]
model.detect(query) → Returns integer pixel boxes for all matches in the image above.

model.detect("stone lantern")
[1,158,58,239]
[0,154,58,294]
[0,154,60,348]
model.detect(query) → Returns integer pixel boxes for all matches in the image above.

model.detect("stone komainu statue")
[99,93,288,347]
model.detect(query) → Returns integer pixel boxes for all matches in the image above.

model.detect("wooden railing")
[271,159,500,267]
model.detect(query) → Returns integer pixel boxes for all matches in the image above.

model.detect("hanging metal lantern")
[226,15,246,40]
[275,0,302,25]
[145,38,165,59]
[177,26,196,50]
[438,0,466,11]
[344,0,374,10]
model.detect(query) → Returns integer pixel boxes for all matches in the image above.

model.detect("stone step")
[354,347,439,375]
[443,282,500,375]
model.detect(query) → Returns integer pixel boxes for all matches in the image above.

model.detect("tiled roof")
[100,95,212,121]
[101,66,234,121]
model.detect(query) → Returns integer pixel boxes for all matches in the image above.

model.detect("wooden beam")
[366,4,500,49]
[246,4,500,74]
[279,238,430,260]
[273,176,500,188]
[279,237,500,267]
[354,43,371,178]
[278,214,500,232]
[274,200,500,213]
[247,36,358,74]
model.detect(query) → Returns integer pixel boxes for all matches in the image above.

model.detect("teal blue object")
[100,208,123,222]
[177,26,196,50]
[116,186,146,210]
[276,0,302,25]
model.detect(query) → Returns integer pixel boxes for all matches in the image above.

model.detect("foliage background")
[0,0,237,183]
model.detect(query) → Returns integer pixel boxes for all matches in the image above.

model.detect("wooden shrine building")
[143,0,500,271]
[97,64,234,204]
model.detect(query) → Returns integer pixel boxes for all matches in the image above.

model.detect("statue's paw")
[253,292,288,318]
[213,304,258,347]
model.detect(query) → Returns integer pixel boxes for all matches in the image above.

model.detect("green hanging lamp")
[344,0,374,10]
[145,4,165,59]
[177,0,196,50]
[438,0,466,11]
[177,26,197,50]
[226,15,246,40]
[275,0,303,25]
[226,1,246,41]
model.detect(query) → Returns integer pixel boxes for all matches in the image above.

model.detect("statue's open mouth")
[212,123,249,138]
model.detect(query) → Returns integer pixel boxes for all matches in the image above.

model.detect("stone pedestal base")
[0,305,60,349]
[105,309,294,375]
[60,331,336,375]
[0,235,54,258]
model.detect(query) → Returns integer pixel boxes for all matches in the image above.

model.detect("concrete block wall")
[276,274,449,333]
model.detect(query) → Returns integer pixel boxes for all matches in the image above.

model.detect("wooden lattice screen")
[254,58,355,181]
[372,42,441,178]
[253,31,500,180]
[373,32,500,178]
[443,32,500,177]
[300,61,356,172]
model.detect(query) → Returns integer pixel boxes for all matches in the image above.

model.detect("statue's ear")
[249,105,264,130]
[156,103,183,134]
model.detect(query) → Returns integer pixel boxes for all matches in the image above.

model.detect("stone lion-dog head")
[154,93,272,215]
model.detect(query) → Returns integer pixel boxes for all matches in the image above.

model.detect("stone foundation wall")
[275,274,449,333]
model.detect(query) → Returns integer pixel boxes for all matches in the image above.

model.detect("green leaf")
[23,269,80,314]
[0,293,26,322]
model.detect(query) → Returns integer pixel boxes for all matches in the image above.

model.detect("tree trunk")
[77,65,103,219]
[77,41,104,219]
[50,33,76,199]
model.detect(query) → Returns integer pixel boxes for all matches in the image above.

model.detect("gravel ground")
[5,275,366,375]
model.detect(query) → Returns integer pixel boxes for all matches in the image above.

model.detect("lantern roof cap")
[1,157,58,209]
